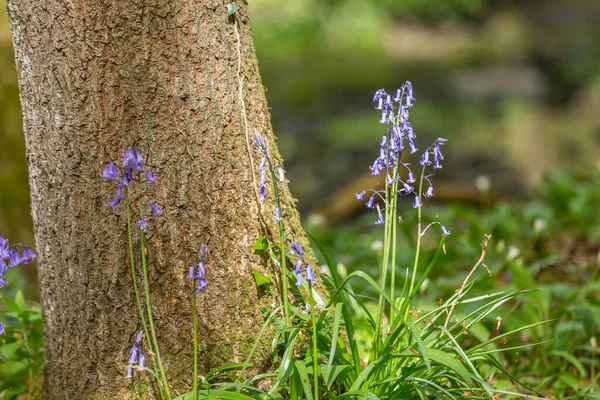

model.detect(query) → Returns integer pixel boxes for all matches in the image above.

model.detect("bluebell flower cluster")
[288,237,316,286]
[101,147,162,230]
[253,130,286,222]
[126,331,145,379]
[0,236,36,335]
[356,82,450,237]
[187,244,208,292]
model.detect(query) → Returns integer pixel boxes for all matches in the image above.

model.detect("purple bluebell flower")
[195,263,208,292]
[441,225,451,237]
[151,204,162,216]
[188,245,208,292]
[200,244,209,259]
[403,182,414,194]
[137,219,148,231]
[407,171,416,184]
[9,251,21,268]
[259,185,266,201]
[274,206,282,222]
[355,190,367,200]
[424,186,434,198]
[253,130,269,153]
[373,89,387,107]
[21,247,36,264]
[289,240,304,256]
[101,162,119,181]
[366,196,375,209]
[375,208,385,225]
[109,198,121,209]
[0,322,4,335]
[413,195,422,208]
[145,171,155,184]
[294,260,304,286]
[420,150,431,166]
[305,264,316,284]
[0,236,35,291]
[123,147,144,172]
[126,331,145,379]
[187,265,195,279]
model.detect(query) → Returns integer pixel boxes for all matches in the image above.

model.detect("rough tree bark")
[7,1,310,398]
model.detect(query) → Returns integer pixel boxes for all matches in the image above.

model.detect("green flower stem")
[406,164,426,320]
[309,283,319,400]
[125,191,165,398]
[389,157,400,326]
[268,160,291,332]
[138,193,171,399]
[192,287,198,400]
[373,182,393,359]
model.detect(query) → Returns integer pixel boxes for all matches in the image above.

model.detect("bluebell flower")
[366,196,375,209]
[123,147,144,172]
[22,247,36,264]
[277,167,285,184]
[109,198,121,209]
[126,331,145,379]
[274,206,282,222]
[145,171,155,184]
[375,208,385,225]
[195,263,208,292]
[9,251,21,268]
[102,148,162,225]
[151,204,162,216]
[306,264,316,284]
[137,219,147,231]
[424,186,434,198]
[188,245,208,292]
[441,225,451,237]
[0,236,35,292]
[259,186,266,201]
[403,182,414,194]
[420,150,431,166]
[413,195,422,208]
[355,190,367,200]
[294,260,304,286]
[0,322,4,335]
[289,240,304,256]
[101,162,119,181]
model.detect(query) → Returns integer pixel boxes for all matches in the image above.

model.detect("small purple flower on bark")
[101,162,119,181]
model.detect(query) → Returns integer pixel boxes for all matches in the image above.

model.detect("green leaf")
[252,236,268,251]
[14,291,24,309]
[227,3,240,16]
[406,321,430,371]
[420,347,473,385]
[0,342,23,360]
[0,296,21,312]
[321,364,350,391]
[252,269,273,287]
[295,360,314,400]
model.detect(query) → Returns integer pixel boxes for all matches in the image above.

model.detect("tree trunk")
[6,1,307,398]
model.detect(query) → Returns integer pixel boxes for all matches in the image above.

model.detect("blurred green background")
[1,0,600,296]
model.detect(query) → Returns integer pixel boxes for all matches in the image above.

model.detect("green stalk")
[309,283,319,400]
[389,154,400,326]
[268,160,291,331]
[126,191,165,398]
[407,164,427,319]
[192,287,198,400]
[138,192,172,399]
